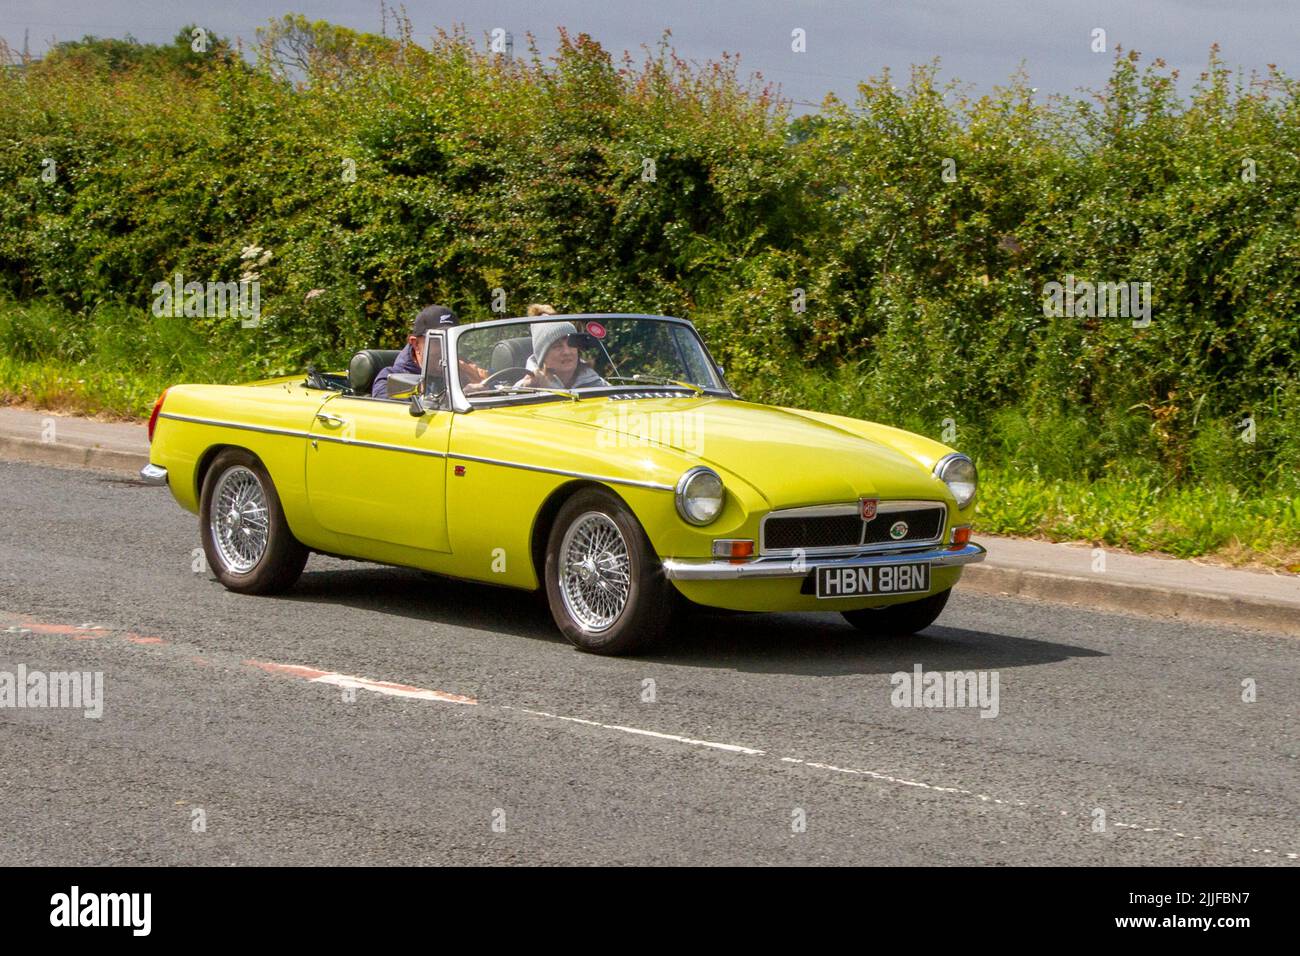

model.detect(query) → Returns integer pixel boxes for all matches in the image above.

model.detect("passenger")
[372,304,486,399]
[516,320,608,390]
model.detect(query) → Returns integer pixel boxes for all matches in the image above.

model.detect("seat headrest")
[490,336,533,374]
[349,349,402,395]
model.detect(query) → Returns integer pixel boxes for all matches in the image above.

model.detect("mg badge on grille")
[889,520,908,540]
[860,498,878,521]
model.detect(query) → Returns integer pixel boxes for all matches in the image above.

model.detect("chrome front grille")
[763,513,864,551]
[759,500,947,556]
[862,506,944,545]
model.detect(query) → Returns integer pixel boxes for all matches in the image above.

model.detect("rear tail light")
[950,525,972,548]
[147,389,169,444]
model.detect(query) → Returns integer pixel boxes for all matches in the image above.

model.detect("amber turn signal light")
[712,539,754,560]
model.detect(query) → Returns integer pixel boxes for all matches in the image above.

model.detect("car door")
[304,393,453,553]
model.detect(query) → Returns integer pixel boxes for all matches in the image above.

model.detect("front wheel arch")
[542,485,677,654]
[529,480,630,589]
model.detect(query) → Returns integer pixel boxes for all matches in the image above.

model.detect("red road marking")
[245,660,332,680]
[123,633,165,645]
[28,623,99,636]
[4,615,474,706]
[2,617,166,644]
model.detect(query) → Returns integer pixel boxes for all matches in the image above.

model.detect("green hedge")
[2,20,1298,496]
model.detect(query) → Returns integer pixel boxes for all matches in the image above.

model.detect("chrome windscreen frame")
[758,499,948,557]
[444,313,735,413]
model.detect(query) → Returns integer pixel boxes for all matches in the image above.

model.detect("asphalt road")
[0,459,1296,866]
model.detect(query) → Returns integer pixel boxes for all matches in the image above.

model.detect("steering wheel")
[476,367,529,389]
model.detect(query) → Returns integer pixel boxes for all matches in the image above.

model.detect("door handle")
[315,413,346,427]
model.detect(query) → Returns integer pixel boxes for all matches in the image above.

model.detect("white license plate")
[815,562,930,599]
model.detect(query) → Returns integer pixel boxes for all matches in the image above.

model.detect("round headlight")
[935,453,978,509]
[675,467,725,525]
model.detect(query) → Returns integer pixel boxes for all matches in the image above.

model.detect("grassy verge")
[977,468,1300,572]
[0,357,180,420]
[0,298,247,419]
[2,298,1296,572]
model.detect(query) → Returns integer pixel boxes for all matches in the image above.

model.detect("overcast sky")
[1,1,1289,110]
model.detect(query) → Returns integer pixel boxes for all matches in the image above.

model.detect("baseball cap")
[412,304,458,337]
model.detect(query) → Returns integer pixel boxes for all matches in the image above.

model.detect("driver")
[515,320,608,390]
[372,305,487,399]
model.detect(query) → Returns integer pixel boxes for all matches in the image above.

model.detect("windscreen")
[456,317,724,399]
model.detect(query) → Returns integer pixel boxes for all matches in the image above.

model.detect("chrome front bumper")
[139,463,168,486]
[662,542,986,581]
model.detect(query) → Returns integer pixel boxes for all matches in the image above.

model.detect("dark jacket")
[371,344,421,399]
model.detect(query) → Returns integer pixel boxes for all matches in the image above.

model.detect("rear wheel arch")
[199,447,307,594]
[195,443,242,503]
[197,444,314,543]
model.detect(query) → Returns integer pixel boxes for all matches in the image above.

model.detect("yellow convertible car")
[141,313,984,654]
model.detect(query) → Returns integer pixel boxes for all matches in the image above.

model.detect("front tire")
[841,588,951,635]
[544,487,676,655]
[200,448,308,595]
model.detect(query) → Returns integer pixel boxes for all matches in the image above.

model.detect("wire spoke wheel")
[210,465,270,573]
[545,487,676,655]
[559,511,631,632]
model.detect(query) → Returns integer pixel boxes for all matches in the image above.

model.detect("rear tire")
[200,448,308,595]
[544,487,676,655]
[841,588,951,636]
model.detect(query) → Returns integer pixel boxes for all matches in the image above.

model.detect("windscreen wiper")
[475,384,580,401]
[604,374,704,395]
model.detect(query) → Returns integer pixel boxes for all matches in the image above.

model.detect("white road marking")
[498,709,1289,856]
[507,707,766,755]
[10,616,1293,861]
[781,756,1028,805]
[245,659,477,705]
[312,672,477,704]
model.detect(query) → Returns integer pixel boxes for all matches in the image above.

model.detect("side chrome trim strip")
[158,411,447,458]
[158,412,670,488]
[158,412,307,440]
[315,435,446,457]
[662,542,987,580]
[447,453,674,492]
